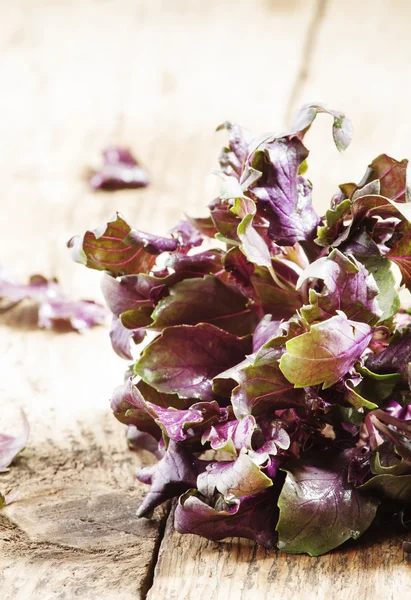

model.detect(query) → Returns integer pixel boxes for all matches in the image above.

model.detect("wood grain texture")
[0,1,315,599]
[148,505,411,600]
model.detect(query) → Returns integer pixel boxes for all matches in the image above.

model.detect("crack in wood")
[141,501,171,599]
[285,0,328,125]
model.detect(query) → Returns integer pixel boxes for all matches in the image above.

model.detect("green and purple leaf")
[279,314,372,388]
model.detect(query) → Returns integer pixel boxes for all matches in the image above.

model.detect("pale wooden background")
[1,1,411,599]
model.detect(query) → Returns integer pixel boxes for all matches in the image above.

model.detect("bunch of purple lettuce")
[69,104,411,556]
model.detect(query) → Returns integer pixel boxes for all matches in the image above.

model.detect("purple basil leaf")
[359,474,411,503]
[166,249,223,276]
[197,451,273,500]
[279,313,373,389]
[126,426,163,459]
[209,198,241,241]
[68,213,157,276]
[109,316,145,360]
[250,138,320,245]
[217,121,252,179]
[136,440,206,517]
[0,410,29,472]
[152,401,226,442]
[175,487,279,548]
[223,247,255,291]
[362,154,409,203]
[387,220,411,289]
[232,362,305,420]
[136,379,189,410]
[0,273,61,308]
[90,146,150,191]
[366,330,411,380]
[100,272,155,323]
[110,378,161,440]
[37,298,107,332]
[0,273,106,332]
[211,356,255,398]
[251,268,302,320]
[185,214,217,239]
[150,275,255,336]
[169,220,204,251]
[339,228,382,259]
[288,103,353,152]
[297,249,381,325]
[125,229,179,255]
[201,415,258,455]
[315,199,352,248]
[135,323,251,401]
[252,315,282,352]
[276,453,379,555]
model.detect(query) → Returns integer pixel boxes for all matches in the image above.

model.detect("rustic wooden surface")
[0,1,410,599]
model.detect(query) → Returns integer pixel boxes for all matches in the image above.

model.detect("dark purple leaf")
[90,146,150,191]
[232,362,305,419]
[100,272,155,322]
[217,121,252,179]
[110,378,161,440]
[211,356,254,398]
[251,268,303,321]
[169,220,204,251]
[109,316,145,360]
[0,273,106,332]
[366,330,411,380]
[136,379,188,410]
[166,249,223,276]
[126,425,163,459]
[201,415,258,454]
[150,275,255,336]
[387,220,411,289]
[276,453,379,555]
[297,249,381,325]
[185,215,217,239]
[0,273,60,307]
[135,323,250,401]
[223,247,255,290]
[136,440,206,517]
[252,315,282,352]
[251,138,320,245]
[125,229,179,255]
[37,298,107,331]
[209,198,241,241]
[362,154,409,203]
[151,401,226,442]
[175,487,279,548]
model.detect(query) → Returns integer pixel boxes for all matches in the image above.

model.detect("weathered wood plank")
[0,1,315,598]
[0,323,167,600]
[148,506,410,600]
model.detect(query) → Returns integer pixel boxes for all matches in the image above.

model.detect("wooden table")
[1,1,411,598]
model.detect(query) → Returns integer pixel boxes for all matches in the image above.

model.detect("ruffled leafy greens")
[70,103,411,555]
